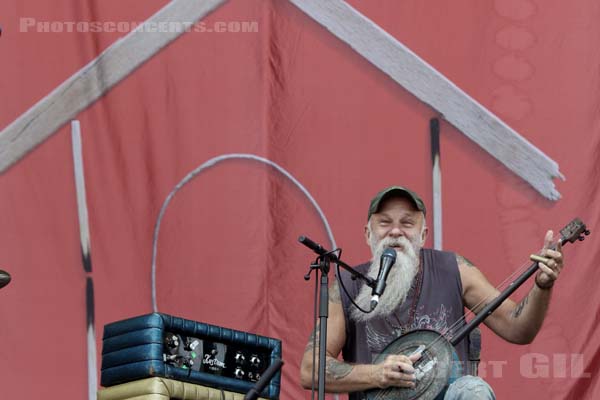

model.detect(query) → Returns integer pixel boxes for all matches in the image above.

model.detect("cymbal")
[0,270,11,289]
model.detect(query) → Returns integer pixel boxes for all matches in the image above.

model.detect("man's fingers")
[383,353,420,388]
[395,361,415,374]
[379,358,417,389]
[386,354,414,365]
[389,371,416,388]
[542,230,553,250]
[537,263,558,280]
[544,249,562,259]
[530,254,551,265]
[531,253,562,271]
[533,229,564,288]
[388,370,416,381]
[533,257,558,276]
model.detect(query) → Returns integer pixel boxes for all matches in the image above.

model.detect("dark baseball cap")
[367,186,426,220]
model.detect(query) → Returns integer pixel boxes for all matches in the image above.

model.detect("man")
[300,186,564,399]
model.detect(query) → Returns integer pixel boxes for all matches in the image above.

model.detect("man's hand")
[371,352,421,389]
[534,230,564,289]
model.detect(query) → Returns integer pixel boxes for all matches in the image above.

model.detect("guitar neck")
[451,217,589,346]
[450,260,540,346]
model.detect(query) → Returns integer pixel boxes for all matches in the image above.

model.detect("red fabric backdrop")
[0,0,599,399]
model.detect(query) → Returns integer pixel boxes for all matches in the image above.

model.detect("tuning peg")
[585,229,591,236]
[578,236,585,241]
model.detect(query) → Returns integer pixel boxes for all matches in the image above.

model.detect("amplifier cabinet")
[101,313,281,399]
[97,377,267,400]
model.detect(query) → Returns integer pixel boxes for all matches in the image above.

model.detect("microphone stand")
[244,358,284,400]
[299,236,375,400]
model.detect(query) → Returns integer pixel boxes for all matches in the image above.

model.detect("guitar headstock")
[560,218,591,244]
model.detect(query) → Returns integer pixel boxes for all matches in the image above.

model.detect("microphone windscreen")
[382,247,397,261]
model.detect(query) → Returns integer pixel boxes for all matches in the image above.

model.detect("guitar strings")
[417,238,561,358]
[410,238,561,361]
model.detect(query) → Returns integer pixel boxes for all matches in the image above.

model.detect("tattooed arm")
[457,231,562,344]
[299,279,419,392]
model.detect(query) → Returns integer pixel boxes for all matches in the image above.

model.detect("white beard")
[351,234,421,323]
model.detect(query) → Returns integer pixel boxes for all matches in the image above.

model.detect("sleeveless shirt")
[338,248,469,400]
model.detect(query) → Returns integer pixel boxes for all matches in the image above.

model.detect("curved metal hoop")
[150,153,337,312]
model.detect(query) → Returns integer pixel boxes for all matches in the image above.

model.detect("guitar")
[366,218,590,400]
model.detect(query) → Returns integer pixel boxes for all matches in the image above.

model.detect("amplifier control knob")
[235,351,246,364]
[185,338,200,351]
[250,355,261,368]
[165,334,179,349]
[183,358,194,368]
[234,367,245,379]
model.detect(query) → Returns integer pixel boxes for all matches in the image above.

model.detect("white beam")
[288,0,564,200]
[0,0,228,173]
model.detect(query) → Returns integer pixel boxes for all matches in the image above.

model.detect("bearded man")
[300,186,564,400]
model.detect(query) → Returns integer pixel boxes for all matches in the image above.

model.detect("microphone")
[298,236,327,256]
[370,248,396,311]
[0,270,11,289]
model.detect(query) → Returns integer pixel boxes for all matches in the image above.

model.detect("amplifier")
[100,313,282,399]
[97,377,266,400]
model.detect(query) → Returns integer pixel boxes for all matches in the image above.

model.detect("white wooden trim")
[1,0,564,200]
[288,0,564,200]
[86,319,98,400]
[70,120,97,400]
[433,154,443,250]
[0,0,228,173]
[71,121,92,265]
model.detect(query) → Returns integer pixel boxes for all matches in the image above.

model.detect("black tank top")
[338,249,469,399]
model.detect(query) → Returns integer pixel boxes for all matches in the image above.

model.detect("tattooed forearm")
[456,254,476,267]
[512,294,530,318]
[330,279,341,304]
[304,324,320,353]
[326,358,354,380]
